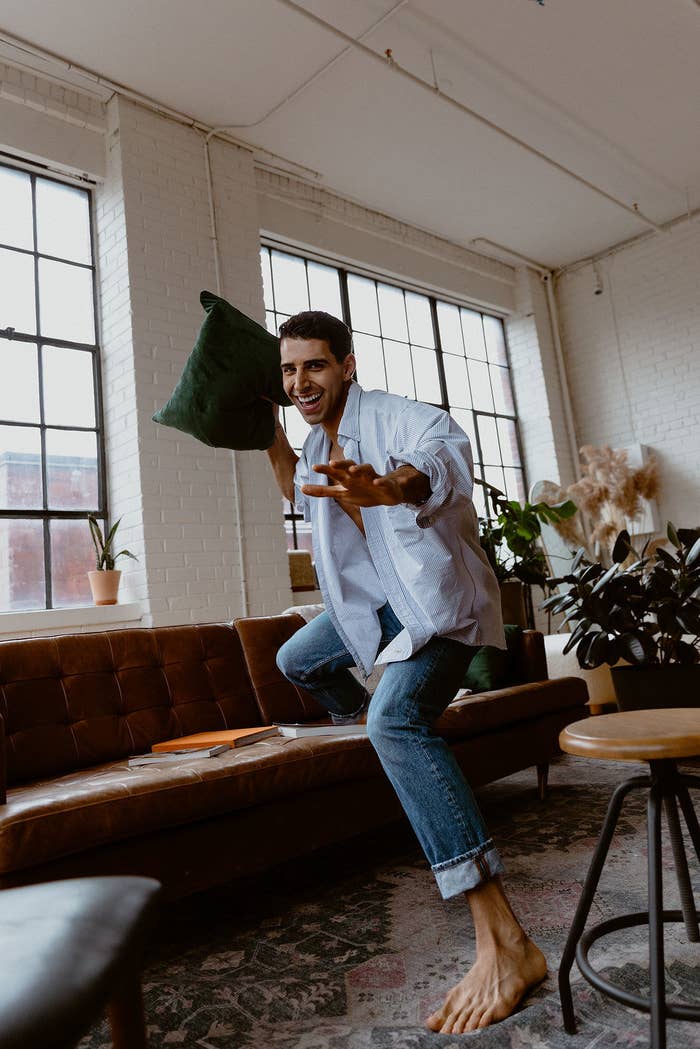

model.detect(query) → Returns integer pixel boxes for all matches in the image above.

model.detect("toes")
[477,1007,497,1029]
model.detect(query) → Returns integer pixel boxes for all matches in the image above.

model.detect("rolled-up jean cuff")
[432,843,504,899]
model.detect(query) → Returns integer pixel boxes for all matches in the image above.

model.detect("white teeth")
[298,393,321,405]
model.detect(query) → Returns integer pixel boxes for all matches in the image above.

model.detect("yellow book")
[152,726,279,752]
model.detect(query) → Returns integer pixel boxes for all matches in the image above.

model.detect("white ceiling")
[0,0,698,268]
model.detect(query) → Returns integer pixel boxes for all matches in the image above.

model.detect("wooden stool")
[558,710,700,1049]
[0,876,161,1049]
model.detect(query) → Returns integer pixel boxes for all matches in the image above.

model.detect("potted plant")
[87,515,138,606]
[543,524,700,710]
[477,480,577,627]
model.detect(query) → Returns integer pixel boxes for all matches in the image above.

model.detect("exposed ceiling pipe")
[274,0,664,235]
[471,237,581,483]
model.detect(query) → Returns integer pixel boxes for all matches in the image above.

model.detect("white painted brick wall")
[557,217,700,531]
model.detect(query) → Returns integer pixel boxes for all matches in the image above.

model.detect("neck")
[321,381,352,445]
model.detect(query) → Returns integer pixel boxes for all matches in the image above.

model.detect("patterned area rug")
[80,755,700,1047]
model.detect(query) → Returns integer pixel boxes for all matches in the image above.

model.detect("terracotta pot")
[88,569,121,606]
[611,665,700,712]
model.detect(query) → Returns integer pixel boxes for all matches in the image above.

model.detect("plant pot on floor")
[610,665,700,712]
[88,569,121,606]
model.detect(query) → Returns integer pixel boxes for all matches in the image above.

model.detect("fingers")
[300,483,347,498]
[312,459,357,475]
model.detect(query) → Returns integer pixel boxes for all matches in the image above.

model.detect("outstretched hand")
[302,460,404,507]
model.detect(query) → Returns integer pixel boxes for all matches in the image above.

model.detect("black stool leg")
[648,779,666,1049]
[559,776,648,1034]
[664,792,699,942]
[678,778,700,864]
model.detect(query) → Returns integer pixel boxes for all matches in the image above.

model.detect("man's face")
[280,337,355,428]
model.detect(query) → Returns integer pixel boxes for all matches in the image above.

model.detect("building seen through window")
[0,161,104,611]
[261,244,524,552]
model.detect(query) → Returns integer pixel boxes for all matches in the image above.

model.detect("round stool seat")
[560,708,700,762]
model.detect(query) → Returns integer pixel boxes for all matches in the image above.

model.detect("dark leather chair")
[0,876,161,1049]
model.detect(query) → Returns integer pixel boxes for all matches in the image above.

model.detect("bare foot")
[425,933,547,1034]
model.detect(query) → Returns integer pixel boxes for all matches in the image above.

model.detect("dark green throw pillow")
[152,291,291,451]
[463,624,523,692]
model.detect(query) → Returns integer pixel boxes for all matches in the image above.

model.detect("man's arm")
[266,416,299,504]
[302,460,430,508]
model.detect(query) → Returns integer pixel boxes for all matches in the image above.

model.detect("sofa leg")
[537,763,549,802]
[107,971,148,1049]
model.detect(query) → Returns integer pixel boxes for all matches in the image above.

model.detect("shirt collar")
[337,381,362,443]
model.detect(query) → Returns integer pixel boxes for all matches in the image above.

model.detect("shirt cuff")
[386,447,454,528]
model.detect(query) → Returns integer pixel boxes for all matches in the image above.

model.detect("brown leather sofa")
[0,615,588,899]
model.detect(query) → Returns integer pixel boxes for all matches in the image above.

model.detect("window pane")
[483,315,508,365]
[461,309,487,360]
[504,467,526,503]
[261,249,274,310]
[0,168,33,251]
[0,518,45,611]
[484,464,506,495]
[412,346,441,403]
[43,346,96,427]
[353,333,386,390]
[281,405,311,451]
[38,259,95,344]
[436,302,463,354]
[449,408,475,445]
[0,248,36,335]
[471,476,487,519]
[477,415,501,465]
[46,429,98,510]
[443,354,471,408]
[0,342,39,423]
[377,283,408,341]
[0,425,42,508]
[270,251,308,314]
[497,418,520,468]
[50,518,95,607]
[265,310,277,334]
[307,262,342,315]
[384,340,414,398]
[36,180,91,265]
[491,365,515,414]
[347,275,380,335]
[405,292,434,347]
[468,360,494,411]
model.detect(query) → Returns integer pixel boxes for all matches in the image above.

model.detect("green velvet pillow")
[152,291,291,451]
[463,624,523,692]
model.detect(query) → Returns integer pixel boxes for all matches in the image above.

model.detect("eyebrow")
[281,358,329,368]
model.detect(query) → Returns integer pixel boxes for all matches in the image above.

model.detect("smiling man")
[266,310,546,1034]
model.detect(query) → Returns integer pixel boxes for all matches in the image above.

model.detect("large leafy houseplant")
[478,480,578,588]
[543,524,700,709]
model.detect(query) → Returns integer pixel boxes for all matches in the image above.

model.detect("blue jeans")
[276,604,504,898]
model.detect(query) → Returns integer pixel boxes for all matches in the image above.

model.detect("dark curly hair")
[278,311,352,363]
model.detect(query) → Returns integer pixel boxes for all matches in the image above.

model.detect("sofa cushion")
[436,677,589,742]
[234,615,328,723]
[0,625,262,787]
[0,735,379,876]
[152,292,291,451]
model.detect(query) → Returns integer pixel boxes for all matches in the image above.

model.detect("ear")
[343,353,356,381]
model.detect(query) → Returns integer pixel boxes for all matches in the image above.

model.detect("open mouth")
[296,391,323,414]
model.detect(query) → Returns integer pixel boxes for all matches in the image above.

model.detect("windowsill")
[0,602,143,637]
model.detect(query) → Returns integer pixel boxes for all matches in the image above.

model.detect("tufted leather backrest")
[0,624,263,786]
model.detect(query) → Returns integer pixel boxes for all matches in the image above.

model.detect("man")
[266,309,546,1034]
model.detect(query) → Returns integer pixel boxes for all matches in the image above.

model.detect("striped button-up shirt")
[294,382,505,676]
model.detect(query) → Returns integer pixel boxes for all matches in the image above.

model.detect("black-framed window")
[261,243,524,550]
[0,160,106,611]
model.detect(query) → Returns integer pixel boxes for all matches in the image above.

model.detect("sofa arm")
[515,630,548,684]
